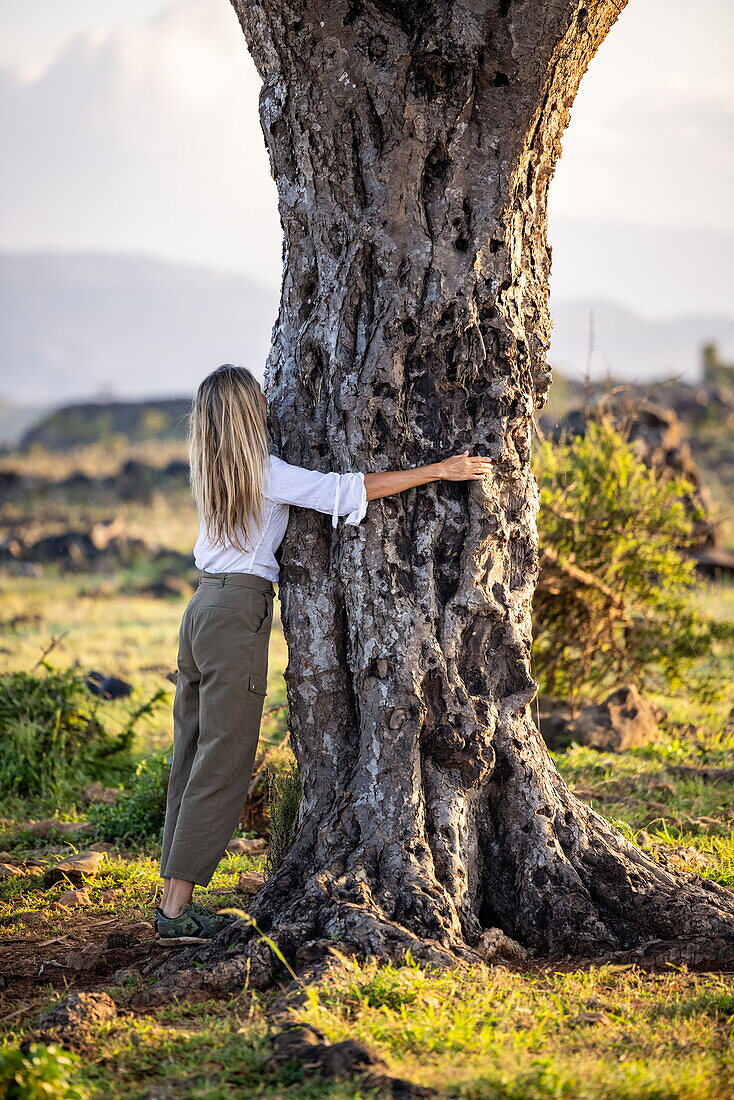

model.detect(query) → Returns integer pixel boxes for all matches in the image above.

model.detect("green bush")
[533,419,729,701]
[265,762,301,875]
[0,664,166,812]
[89,752,171,845]
[0,1043,87,1100]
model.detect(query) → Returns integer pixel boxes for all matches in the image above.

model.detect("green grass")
[0,575,289,767]
[0,442,733,1099]
[294,956,734,1098]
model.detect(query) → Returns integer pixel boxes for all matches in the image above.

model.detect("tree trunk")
[154,0,734,984]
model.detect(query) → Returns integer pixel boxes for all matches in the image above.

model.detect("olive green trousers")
[159,570,274,887]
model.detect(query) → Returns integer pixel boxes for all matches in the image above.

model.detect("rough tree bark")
[154,0,734,985]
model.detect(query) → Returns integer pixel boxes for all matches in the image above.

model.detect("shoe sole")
[154,934,212,945]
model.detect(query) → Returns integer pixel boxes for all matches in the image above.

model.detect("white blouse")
[193,453,368,582]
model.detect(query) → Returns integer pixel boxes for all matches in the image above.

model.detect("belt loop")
[221,574,226,588]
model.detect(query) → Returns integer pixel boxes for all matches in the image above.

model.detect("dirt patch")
[0,912,156,1015]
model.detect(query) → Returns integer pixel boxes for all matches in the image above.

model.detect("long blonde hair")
[188,365,270,553]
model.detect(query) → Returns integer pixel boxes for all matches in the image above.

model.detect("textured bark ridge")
[173,0,734,980]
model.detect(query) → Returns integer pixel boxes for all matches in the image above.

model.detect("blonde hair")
[188,365,270,554]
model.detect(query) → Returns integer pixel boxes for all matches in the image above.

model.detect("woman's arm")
[363,451,492,502]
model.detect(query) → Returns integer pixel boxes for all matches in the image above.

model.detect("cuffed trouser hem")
[159,867,213,888]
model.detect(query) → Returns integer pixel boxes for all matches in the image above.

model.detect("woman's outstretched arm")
[363,451,492,502]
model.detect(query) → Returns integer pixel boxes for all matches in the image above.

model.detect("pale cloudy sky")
[0,0,732,317]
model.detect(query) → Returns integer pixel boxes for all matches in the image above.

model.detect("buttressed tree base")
[151,0,734,992]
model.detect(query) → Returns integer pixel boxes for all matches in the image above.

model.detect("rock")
[690,546,734,581]
[99,889,118,903]
[235,871,266,895]
[14,910,46,928]
[0,863,21,879]
[25,819,93,838]
[55,889,92,908]
[86,671,133,699]
[476,927,529,966]
[572,685,660,752]
[143,575,194,600]
[226,837,268,857]
[37,991,118,1050]
[266,1023,435,1096]
[65,943,105,970]
[269,1024,382,1075]
[536,696,575,750]
[567,1010,609,1027]
[83,785,120,807]
[113,966,141,985]
[44,849,105,887]
[106,930,143,949]
[539,685,659,753]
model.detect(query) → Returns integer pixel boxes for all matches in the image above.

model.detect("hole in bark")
[370,408,394,451]
[409,52,457,98]
[349,109,368,208]
[453,198,472,253]
[327,223,346,259]
[499,0,512,16]
[267,117,297,184]
[492,72,510,87]
[489,238,503,253]
[421,143,452,205]
[298,275,318,323]
[402,319,418,336]
[577,6,588,22]
[344,0,363,25]
[367,34,389,63]
[509,537,534,590]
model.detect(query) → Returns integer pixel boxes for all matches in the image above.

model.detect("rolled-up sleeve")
[333,470,367,528]
[266,456,367,528]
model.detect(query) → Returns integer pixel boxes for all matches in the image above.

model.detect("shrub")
[0,664,166,811]
[533,419,729,702]
[0,1043,87,1100]
[265,762,301,874]
[89,752,171,845]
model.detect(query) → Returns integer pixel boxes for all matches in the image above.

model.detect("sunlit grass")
[0,442,732,1098]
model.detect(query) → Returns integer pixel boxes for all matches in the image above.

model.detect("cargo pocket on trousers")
[248,673,268,697]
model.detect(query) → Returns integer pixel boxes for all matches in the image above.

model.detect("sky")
[0,0,732,320]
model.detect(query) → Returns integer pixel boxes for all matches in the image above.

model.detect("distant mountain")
[547,219,734,320]
[1,252,732,408]
[548,298,734,382]
[0,252,278,404]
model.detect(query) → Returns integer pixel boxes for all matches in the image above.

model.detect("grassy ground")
[0,447,732,1098]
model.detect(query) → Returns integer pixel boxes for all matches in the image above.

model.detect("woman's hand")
[363,452,492,501]
[437,451,493,481]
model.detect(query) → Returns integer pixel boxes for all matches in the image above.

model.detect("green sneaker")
[154,902,239,944]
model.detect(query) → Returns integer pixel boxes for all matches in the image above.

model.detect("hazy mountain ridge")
[0,252,276,404]
[1,252,732,413]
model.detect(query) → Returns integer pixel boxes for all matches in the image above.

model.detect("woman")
[155,363,492,942]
